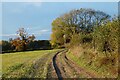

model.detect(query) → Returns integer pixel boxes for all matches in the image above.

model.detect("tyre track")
[65,54,97,78]
[29,53,52,78]
[52,50,63,80]
[60,52,81,78]
[56,51,68,78]
[52,50,80,79]
[52,49,98,79]
[26,52,57,78]
[57,50,84,78]
[52,50,79,78]
[46,61,58,79]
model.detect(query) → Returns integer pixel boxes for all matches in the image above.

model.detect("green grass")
[0,54,2,77]
[1,49,61,78]
[67,50,118,78]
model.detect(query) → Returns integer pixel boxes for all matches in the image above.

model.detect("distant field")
[2,49,60,78]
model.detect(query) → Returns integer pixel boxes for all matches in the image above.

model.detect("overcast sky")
[0,2,118,40]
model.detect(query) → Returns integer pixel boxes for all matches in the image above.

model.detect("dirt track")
[46,50,97,79]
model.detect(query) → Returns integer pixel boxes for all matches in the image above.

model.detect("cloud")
[0,34,19,37]
[23,2,42,7]
[26,27,49,32]
[1,30,49,37]
[7,2,42,14]
[31,29,50,35]
[40,29,49,32]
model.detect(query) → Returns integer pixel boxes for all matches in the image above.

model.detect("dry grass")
[0,41,2,45]
[68,45,118,78]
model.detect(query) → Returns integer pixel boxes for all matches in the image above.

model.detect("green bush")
[93,19,119,53]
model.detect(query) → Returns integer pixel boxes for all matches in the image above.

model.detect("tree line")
[50,8,119,55]
[1,28,51,53]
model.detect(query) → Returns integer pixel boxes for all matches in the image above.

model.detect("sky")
[0,2,118,40]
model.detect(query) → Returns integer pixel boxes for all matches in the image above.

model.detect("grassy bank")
[67,46,118,78]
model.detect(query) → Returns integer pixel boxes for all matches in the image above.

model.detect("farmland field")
[2,49,61,78]
[1,49,118,79]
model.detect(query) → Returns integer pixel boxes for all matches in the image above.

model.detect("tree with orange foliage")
[11,28,35,51]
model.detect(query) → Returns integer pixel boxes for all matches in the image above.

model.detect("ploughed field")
[1,49,117,78]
